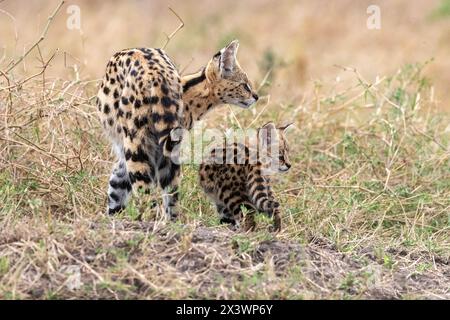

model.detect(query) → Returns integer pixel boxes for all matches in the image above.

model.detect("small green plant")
[231,235,253,254]
[430,0,450,19]
[0,257,10,276]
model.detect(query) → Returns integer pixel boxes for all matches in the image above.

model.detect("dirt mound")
[1,217,448,299]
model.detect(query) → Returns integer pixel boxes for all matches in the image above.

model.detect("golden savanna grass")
[0,0,449,299]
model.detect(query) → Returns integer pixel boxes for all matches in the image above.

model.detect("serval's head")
[258,122,294,173]
[205,40,259,109]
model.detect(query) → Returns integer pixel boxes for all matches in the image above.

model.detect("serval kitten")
[97,40,258,219]
[199,122,293,231]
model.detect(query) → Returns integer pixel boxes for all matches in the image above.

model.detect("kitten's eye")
[242,83,251,92]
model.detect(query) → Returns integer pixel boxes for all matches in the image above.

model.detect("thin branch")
[179,57,195,75]
[0,50,58,92]
[161,7,184,50]
[2,131,70,168]
[5,0,65,73]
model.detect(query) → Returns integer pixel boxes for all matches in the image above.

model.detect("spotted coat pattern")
[97,40,259,219]
[199,123,293,231]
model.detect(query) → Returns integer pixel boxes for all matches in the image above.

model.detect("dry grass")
[0,0,449,299]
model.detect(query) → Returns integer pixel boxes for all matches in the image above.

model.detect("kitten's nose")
[252,93,259,101]
[286,163,291,169]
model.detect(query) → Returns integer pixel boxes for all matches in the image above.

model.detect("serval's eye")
[242,83,251,93]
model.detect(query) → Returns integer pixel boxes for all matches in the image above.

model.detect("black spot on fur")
[134,116,148,128]
[109,178,132,191]
[143,96,159,104]
[161,96,174,107]
[109,192,120,202]
[129,129,137,141]
[254,177,265,184]
[163,113,177,123]
[161,84,169,95]
[125,147,149,162]
[152,113,162,123]
[129,172,152,184]
[254,192,267,202]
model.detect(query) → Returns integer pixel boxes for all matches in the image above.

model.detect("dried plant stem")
[161,7,184,50]
[5,0,64,74]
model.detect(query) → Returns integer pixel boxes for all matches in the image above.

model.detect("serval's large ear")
[219,40,239,78]
[206,40,239,82]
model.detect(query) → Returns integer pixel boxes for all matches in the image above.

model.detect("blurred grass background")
[1,0,449,110]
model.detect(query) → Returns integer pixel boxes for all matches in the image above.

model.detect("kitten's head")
[258,122,294,173]
[205,40,259,108]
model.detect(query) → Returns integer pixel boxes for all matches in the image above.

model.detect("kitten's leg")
[227,202,256,231]
[248,179,282,231]
[258,199,281,232]
[217,204,236,225]
[242,206,256,232]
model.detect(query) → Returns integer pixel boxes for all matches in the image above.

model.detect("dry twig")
[161,7,184,50]
[4,0,65,73]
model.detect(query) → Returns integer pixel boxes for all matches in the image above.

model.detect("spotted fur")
[199,122,293,231]
[97,40,258,219]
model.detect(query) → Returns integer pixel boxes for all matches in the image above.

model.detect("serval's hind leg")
[107,150,132,215]
[160,161,181,221]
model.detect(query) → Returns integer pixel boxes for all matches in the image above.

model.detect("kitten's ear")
[262,121,276,130]
[219,40,239,78]
[259,122,277,146]
[279,123,295,132]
